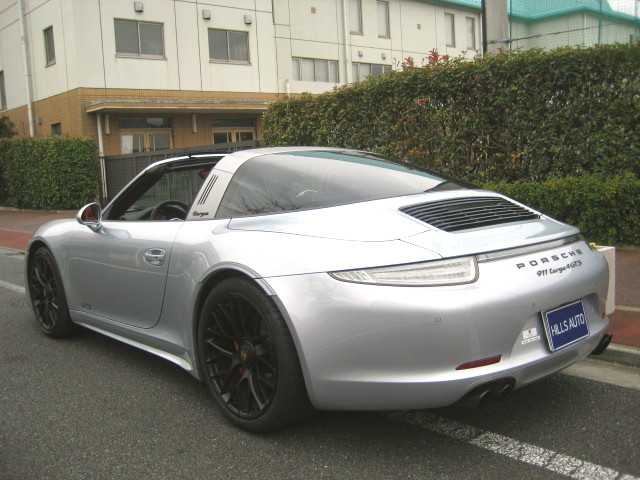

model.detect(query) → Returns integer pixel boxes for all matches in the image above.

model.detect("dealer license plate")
[542,300,589,352]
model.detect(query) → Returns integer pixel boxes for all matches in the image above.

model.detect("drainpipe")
[18,0,35,137]
[508,0,512,51]
[342,0,352,83]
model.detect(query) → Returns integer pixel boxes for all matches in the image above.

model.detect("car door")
[67,158,215,329]
[68,220,182,329]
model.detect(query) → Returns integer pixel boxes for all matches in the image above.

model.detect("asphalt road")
[1,250,639,480]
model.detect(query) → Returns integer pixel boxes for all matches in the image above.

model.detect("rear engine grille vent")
[399,196,540,232]
[196,174,218,206]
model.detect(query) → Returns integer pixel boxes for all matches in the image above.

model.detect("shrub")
[1,136,99,210]
[483,174,640,246]
[263,42,640,184]
[0,116,17,139]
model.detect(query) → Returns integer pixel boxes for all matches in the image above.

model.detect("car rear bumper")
[265,241,610,410]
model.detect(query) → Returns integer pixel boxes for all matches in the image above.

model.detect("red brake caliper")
[233,341,244,374]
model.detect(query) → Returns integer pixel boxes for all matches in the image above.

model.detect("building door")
[212,129,255,144]
[121,131,172,153]
[119,117,173,154]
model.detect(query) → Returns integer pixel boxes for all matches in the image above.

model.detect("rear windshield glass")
[216,150,467,218]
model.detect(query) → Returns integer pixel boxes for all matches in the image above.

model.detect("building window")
[119,117,171,129]
[44,27,56,66]
[114,19,164,57]
[211,117,256,144]
[0,71,6,111]
[349,0,362,34]
[352,62,391,82]
[293,58,338,83]
[466,17,476,50]
[51,123,61,136]
[208,29,249,63]
[119,117,172,154]
[377,1,390,38]
[445,13,455,47]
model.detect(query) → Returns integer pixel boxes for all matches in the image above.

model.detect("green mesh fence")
[506,0,640,49]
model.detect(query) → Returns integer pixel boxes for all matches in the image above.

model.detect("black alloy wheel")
[28,247,75,337]
[204,291,277,418]
[198,278,312,432]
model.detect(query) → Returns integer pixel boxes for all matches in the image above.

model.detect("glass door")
[121,131,172,153]
[211,117,256,145]
[211,129,255,145]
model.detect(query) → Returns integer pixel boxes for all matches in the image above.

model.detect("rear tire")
[198,277,313,432]
[27,247,76,338]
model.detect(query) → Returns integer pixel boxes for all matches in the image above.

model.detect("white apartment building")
[0,0,635,156]
[0,0,481,155]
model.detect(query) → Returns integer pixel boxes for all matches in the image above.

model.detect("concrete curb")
[0,246,26,256]
[0,207,76,214]
[591,343,640,369]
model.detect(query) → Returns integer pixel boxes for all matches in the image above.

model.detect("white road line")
[389,411,640,480]
[0,280,25,295]
[616,305,640,313]
[561,358,640,391]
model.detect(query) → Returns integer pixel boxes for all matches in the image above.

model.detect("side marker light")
[456,355,502,370]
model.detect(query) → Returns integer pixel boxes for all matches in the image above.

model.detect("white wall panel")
[174,1,201,90]
[199,4,261,92]
[255,10,278,92]
[26,0,69,100]
[100,0,180,89]
[0,20,27,110]
[289,0,340,44]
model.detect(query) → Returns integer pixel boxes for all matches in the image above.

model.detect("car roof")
[138,146,354,176]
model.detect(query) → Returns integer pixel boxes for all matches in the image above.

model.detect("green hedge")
[263,43,640,183]
[264,43,640,244]
[483,174,640,246]
[0,136,99,210]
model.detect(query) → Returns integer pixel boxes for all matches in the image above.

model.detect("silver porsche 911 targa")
[26,147,612,432]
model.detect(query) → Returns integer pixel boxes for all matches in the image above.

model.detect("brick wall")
[2,90,86,138]
[2,87,277,155]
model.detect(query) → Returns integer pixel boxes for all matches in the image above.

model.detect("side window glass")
[108,167,208,221]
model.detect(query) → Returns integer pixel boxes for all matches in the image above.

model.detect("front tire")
[27,247,75,338]
[198,277,312,432]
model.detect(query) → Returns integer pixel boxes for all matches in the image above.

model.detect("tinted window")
[132,168,203,211]
[216,150,463,218]
[106,163,213,221]
[114,20,139,54]
[114,20,164,57]
[44,27,56,65]
[208,29,249,63]
[119,117,171,129]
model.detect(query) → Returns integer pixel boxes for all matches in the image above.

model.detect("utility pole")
[481,0,510,54]
[635,0,639,43]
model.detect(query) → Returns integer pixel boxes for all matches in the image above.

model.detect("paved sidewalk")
[0,209,74,250]
[1,207,638,361]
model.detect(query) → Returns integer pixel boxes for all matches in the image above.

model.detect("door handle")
[144,248,166,266]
